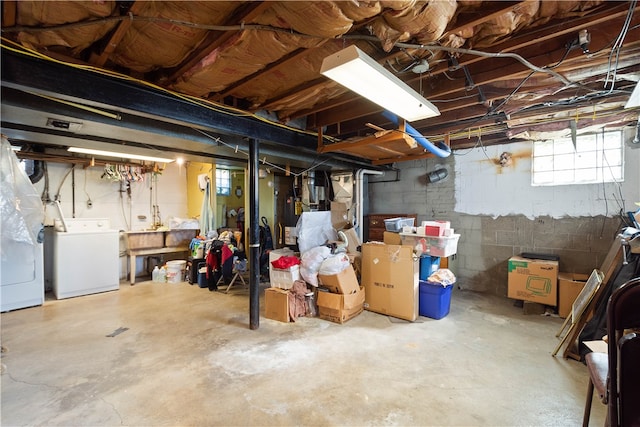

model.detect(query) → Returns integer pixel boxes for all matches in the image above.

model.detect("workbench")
[128,246,189,285]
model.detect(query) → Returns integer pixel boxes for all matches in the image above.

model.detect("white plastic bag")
[300,246,331,286]
[427,268,457,286]
[318,253,350,276]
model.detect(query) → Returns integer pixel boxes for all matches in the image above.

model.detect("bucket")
[197,267,208,288]
[166,260,186,283]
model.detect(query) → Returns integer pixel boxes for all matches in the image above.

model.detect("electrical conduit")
[382,111,451,158]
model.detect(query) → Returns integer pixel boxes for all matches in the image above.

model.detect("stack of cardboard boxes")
[317,264,365,324]
[507,255,590,317]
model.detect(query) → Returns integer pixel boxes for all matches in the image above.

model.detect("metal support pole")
[249,138,260,330]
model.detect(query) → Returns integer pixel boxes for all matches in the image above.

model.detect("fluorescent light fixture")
[67,147,174,163]
[625,80,640,109]
[320,45,440,122]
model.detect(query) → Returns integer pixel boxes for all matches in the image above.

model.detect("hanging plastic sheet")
[199,178,215,237]
[0,136,44,253]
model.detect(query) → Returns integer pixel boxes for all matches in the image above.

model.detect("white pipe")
[355,169,384,244]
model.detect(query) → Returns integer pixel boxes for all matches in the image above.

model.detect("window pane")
[555,153,575,170]
[555,138,575,154]
[534,156,554,172]
[575,134,596,152]
[216,169,231,195]
[534,140,554,156]
[603,131,621,149]
[603,166,623,181]
[554,169,574,184]
[533,171,554,185]
[602,149,622,166]
[576,151,597,168]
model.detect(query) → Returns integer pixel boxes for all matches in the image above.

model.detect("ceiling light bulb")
[67,147,174,163]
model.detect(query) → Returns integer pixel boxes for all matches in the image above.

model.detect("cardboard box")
[341,227,361,255]
[507,256,559,306]
[318,264,360,294]
[331,201,349,230]
[383,231,402,245]
[558,272,589,318]
[361,243,419,321]
[264,288,290,322]
[317,286,365,324]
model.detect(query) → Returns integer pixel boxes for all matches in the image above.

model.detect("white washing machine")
[52,218,119,299]
[1,239,44,312]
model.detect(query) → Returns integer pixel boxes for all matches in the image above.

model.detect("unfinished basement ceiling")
[1,1,639,167]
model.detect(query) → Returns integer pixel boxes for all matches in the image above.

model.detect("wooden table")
[128,246,189,285]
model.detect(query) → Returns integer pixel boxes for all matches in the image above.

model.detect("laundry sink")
[124,229,197,250]
[124,231,165,250]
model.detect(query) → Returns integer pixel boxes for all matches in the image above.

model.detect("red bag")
[271,255,300,269]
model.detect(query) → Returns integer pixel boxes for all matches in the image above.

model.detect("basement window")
[532,130,623,186]
[216,169,231,196]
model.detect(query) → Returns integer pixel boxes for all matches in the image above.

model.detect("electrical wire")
[604,0,637,90]
[194,128,331,178]
[430,92,478,103]
[426,39,627,147]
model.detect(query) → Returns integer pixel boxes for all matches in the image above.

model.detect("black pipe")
[28,160,44,184]
[249,138,260,330]
[71,165,76,218]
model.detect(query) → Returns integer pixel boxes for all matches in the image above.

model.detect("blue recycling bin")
[419,280,452,320]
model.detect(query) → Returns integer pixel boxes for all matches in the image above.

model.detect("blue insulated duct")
[382,111,451,158]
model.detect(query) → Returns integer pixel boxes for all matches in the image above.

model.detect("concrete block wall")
[368,136,639,298]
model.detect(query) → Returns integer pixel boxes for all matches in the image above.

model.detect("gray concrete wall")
[367,134,639,298]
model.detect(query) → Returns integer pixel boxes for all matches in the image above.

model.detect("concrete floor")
[1,280,605,426]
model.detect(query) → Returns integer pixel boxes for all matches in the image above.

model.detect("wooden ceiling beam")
[163,2,271,84]
[216,40,330,102]
[89,2,144,67]
[1,0,17,28]
[440,1,523,40]
[372,150,437,166]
